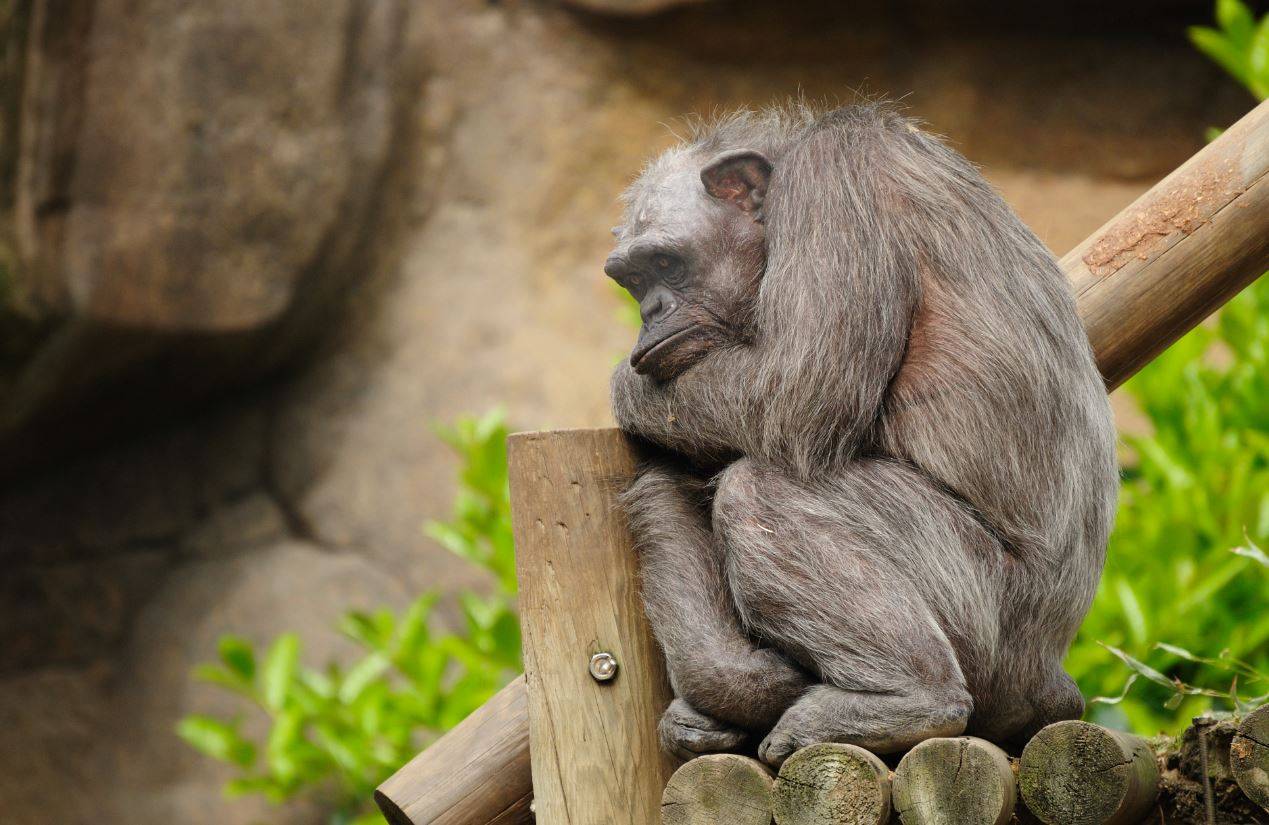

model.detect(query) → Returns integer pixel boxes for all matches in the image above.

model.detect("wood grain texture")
[1018,721,1158,825]
[1061,98,1269,390]
[661,754,774,825]
[374,676,532,825]
[509,428,677,824]
[892,737,1016,825]
[772,743,892,825]
[1233,705,1269,812]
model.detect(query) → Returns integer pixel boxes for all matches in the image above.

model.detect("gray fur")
[608,102,1118,767]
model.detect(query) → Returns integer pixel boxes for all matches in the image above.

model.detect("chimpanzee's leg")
[623,458,811,759]
[713,457,1005,767]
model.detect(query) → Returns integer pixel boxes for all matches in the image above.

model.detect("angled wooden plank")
[510,428,675,824]
[375,676,532,825]
[1063,98,1269,389]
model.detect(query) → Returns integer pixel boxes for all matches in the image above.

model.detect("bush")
[1068,0,1269,733]
[178,410,518,825]
[1071,277,1269,732]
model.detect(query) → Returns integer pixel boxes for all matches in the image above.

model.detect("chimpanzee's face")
[606,150,771,382]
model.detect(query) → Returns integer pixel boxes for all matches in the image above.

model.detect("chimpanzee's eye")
[652,253,686,286]
[629,274,642,287]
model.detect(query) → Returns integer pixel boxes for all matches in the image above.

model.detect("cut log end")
[1018,720,1159,825]
[661,754,775,825]
[772,743,891,825]
[1233,705,1269,812]
[892,736,1016,825]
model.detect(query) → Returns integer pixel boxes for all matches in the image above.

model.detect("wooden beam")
[891,737,1016,825]
[661,754,775,825]
[1232,705,1269,812]
[374,99,1269,824]
[771,743,892,825]
[374,676,532,825]
[1018,721,1159,825]
[1064,98,1269,389]
[509,428,677,823]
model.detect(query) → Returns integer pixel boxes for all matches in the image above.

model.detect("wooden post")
[1018,721,1159,825]
[1065,98,1268,390]
[508,428,677,824]
[771,743,892,825]
[891,737,1016,825]
[374,676,532,825]
[661,754,775,825]
[1232,705,1269,812]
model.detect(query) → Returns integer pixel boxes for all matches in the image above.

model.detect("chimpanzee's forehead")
[620,157,710,239]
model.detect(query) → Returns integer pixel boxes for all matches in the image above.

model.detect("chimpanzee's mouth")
[630,325,696,373]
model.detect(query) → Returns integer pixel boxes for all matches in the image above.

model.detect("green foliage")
[178,411,519,825]
[1070,0,1269,735]
[1071,277,1269,732]
[1189,0,1269,100]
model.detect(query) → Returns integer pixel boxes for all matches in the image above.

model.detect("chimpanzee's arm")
[622,456,810,733]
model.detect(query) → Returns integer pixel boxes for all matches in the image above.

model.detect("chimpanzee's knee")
[668,643,811,731]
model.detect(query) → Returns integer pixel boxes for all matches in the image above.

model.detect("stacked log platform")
[658,710,1269,825]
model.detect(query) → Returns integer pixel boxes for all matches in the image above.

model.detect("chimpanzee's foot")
[757,685,971,768]
[660,698,749,762]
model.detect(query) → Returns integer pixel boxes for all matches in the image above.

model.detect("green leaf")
[1189,25,1251,86]
[341,612,387,651]
[1251,14,1269,77]
[266,709,305,782]
[1090,674,1139,706]
[1114,578,1148,646]
[176,716,256,767]
[218,635,256,681]
[1233,533,1269,567]
[338,653,391,704]
[225,775,289,802]
[192,663,254,697]
[1099,643,1174,689]
[263,633,300,711]
[1217,0,1256,45]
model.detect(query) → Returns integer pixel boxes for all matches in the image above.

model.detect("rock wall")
[0,0,1255,822]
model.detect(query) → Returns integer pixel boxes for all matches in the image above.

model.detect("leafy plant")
[1188,0,1269,102]
[178,410,519,824]
[1068,0,1269,734]
[1071,276,1269,732]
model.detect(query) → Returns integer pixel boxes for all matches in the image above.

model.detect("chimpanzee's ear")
[700,149,772,215]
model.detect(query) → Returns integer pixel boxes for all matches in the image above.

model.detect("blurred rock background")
[0,0,1256,822]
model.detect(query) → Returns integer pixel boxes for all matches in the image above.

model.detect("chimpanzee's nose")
[640,292,664,325]
[640,285,676,325]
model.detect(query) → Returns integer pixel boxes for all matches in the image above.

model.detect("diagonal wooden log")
[375,98,1269,825]
[1064,97,1268,389]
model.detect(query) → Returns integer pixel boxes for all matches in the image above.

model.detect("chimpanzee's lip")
[631,325,696,373]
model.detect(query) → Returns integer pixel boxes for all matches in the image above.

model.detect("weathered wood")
[892,736,1016,825]
[661,754,774,825]
[1018,721,1159,825]
[374,676,532,825]
[1233,704,1269,812]
[1063,98,1269,390]
[772,743,892,825]
[509,428,677,824]
[1157,715,1269,823]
